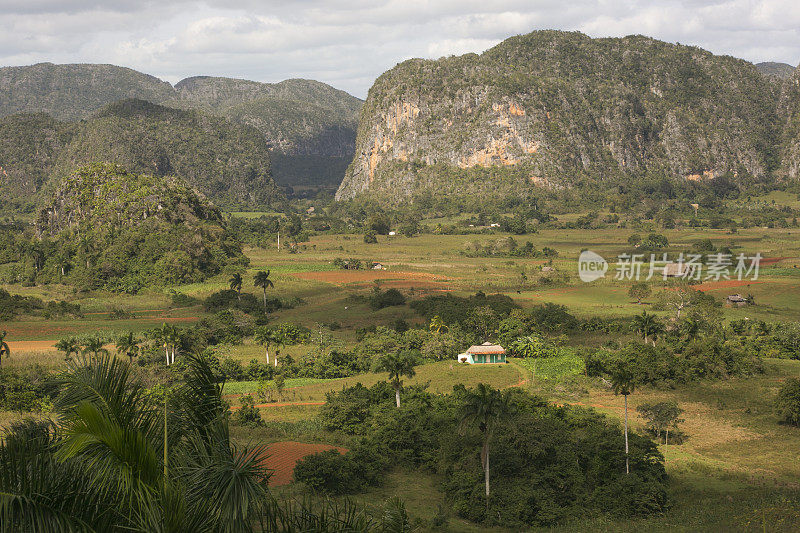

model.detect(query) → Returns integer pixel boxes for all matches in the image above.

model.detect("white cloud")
[0,0,798,98]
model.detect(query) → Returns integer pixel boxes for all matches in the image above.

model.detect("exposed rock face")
[337,31,784,203]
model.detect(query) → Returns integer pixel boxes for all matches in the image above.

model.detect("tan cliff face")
[336,30,786,203]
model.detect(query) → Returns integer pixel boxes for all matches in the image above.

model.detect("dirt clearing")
[261,441,348,486]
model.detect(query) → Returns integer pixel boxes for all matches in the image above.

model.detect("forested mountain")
[337,31,791,204]
[779,64,800,180]
[0,63,175,121]
[172,76,361,190]
[0,63,362,194]
[0,100,282,210]
[756,61,797,80]
[52,99,280,207]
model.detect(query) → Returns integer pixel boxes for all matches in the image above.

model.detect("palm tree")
[153,323,181,366]
[459,384,513,513]
[253,270,274,312]
[229,273,243,302]
[374,351,418,407]
[609,358,637,475]
[81,336,108,361]
[254,326,277,365]
[116,332,140,364]
[0,352,270,531]
[429,315,449,334]
[0,331,9,368]
[631,310,664,346]
[55,337,80,362]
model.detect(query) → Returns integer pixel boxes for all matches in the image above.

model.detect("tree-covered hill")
[0,63,362,193]
[0,113,74,205]
[172,76,362,189]
[337,31,788,204]
[779,63,800,180]
[32,163,246,292]
[52,99,281,208]
[0,99,283,211]
[0,63,175,121]
[756,61,797,80]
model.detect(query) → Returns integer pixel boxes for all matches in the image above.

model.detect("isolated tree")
[459,384,513,513]
[628,282,651,304]
[229,273,243,302]
[115,332,140,364]
[55,337,80,362]
[0,331,9,367]
[609,358,637,474]
[637,401,684,444]
[375,350,418,407]
[81,336,108,361]
[662,280,696,320]
[631,311,664,346]
[254,326,278,366]
[253,270,274,312]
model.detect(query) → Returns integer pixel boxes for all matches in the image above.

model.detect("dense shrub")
[0,367,53,412]
[231,394,265,428]
[318,384,668,527]
[369,288,406,310]
[775,378,800,427]
[293,443,387,495]
[410,292,519,326]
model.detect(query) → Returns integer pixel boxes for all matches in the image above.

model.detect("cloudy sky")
[1,0,799,98]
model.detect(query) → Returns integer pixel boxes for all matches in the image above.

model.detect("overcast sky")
[1,0,799,98]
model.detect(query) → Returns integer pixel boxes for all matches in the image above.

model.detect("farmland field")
[3,211,800,531]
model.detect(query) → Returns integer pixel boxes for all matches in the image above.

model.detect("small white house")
[457,342,507,364]
[388,231,397,236]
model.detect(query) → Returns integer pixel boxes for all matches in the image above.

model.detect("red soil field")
[261,441,348,486]
[690,279,764,292]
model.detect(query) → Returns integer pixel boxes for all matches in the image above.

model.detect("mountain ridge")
[337,30,790,203]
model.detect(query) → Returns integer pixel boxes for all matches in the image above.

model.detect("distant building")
[457,342,507,364]
[372,262,386,270]
[663,263,697,278]
[541,266,554,273]
[726,294,748,307]
[388,231,396,236]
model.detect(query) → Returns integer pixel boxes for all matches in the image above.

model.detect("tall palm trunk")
[262,289,267,312]
[624,393,630,475]
[394,383,401,407]
[265,346,270,365]
[483,440,490,512]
